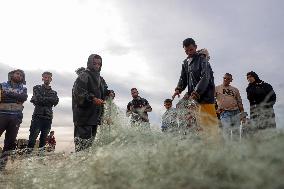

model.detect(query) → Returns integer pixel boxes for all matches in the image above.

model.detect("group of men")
[0,70,58,169]
[72,37,277,152]
[161,38,276,140]
[71,54,153,152]
[0,37,277,170]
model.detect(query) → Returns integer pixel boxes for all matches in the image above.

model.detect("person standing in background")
[0,69,28,170]
[126,88,152,127]
[27,72,59,151]
[246,71,276,129]
[215,73,246,140]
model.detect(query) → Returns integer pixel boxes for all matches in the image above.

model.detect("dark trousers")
[0,114,21,152]
[74,125,98,152]
[250,106,276,129]
[28,117,52,149]
[0,114,22,169]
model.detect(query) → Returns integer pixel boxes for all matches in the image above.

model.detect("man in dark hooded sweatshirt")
[246,71,276,129]
[0,69,28,170]
[72,54,109,152]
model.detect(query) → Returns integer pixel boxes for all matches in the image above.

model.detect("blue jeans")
[28,117,52,149]
[220,110,241,141]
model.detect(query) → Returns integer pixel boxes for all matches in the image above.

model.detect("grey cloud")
[104,40,131,56]
[114,0,284,71]
[111,0,284,126]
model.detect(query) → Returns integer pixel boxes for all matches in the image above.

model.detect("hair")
[87,54,102,70]
[164,99,173,104]
[8,69,26,84]
[224,73,232,78]
[42,71,52,77]
[183,38,196,48]
[131,88,137,92]
[246,71,261,82]
[50,131,54,133]
[93,54,102,60]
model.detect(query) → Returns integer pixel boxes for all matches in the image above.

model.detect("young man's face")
[164,102,172,110]
[131,89,139,98]
[247,75,255,84]
[184,44,197,57]
[93,58,102,71]
[223,75,232,86]
[42,74,52,85]
[12,71,24,83]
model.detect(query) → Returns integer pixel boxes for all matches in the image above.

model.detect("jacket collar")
[184,53,199,64]
[42,84,52,90]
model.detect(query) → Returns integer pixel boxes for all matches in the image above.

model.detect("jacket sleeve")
[235,88,244,111]
[246,86,254,105]
[30,86,45,105]
[264,83,276,106]
[101,78,109,100]
[194,57,212,96]
[126,102,132,116]
[143,99,152,112]
[176,63,187,92]
[73,73,94,107]
[45,91,59,107]
[4,87,28,103]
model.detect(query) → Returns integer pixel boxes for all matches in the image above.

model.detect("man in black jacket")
[27,71,59,150]
[172,38,219,139]
[126,88,152,126]
[72,54,109,152]
[246,71,276,129]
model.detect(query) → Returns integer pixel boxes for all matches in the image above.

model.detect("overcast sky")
[1,0,284,151]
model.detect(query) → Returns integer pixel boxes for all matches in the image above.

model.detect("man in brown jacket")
[215,73,246,140]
